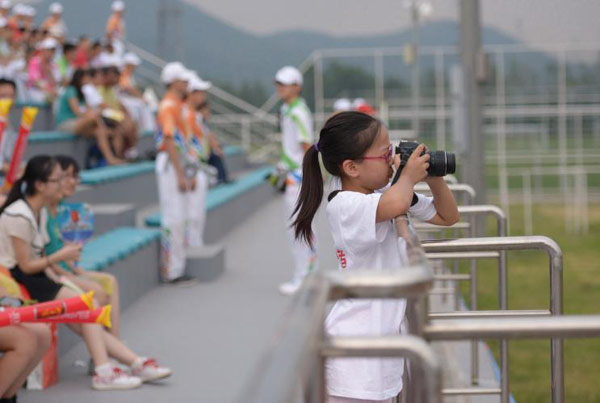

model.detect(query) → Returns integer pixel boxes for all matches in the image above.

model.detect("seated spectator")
[55,68,123,165]
[0,284,51,403]
[119,52,155,132]
[0,1,9,19]
[0,155,171,390]
[56,41,76,85]
[89,40,103,69]
[200,101,231,184]
[44,155,122,336]
[73,35,91,69]
[0,78,25,184]
[106,1,125,56]
[27,37,59,103]
[99,59,138,160]
[41,2,67,42]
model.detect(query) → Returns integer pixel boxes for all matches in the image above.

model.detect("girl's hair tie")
[314,142,320,153]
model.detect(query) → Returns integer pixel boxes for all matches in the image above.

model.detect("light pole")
[405,0,432,138]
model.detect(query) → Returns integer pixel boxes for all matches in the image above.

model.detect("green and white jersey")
[280,97,313,171]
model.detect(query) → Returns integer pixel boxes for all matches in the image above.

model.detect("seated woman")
[0,155,171,390]
[44,155,121,337]
[55,69,124,166]
[0,282,51,403]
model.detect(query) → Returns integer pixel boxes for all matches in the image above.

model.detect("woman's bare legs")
[2,323,51,398]
[0,324,50,398]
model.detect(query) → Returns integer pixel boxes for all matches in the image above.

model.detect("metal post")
[459,0,486,206]
[496,50,510,233]
[557,50,569,232]
[375,50,385,114]
[313,52,325,130]
[435,49,446,150]
[410,2,421,137]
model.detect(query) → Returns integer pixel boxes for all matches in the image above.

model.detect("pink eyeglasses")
[359,144,393,164]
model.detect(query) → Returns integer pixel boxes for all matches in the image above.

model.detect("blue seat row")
[79,227,160,272]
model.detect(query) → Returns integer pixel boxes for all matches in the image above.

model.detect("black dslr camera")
[395,140,456,177]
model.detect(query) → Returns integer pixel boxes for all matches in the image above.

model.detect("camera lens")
[428,151,456,176]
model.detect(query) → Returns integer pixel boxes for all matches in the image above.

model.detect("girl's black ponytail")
[292,144,323,248]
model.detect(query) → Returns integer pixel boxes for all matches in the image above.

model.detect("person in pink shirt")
[27,37,59,103]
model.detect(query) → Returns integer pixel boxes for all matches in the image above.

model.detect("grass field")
[453,203,600,402]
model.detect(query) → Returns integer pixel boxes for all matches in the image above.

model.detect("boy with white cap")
[155,62,200,284]
[106,0,125,55]
[274,65,318,295]
[0,1,10,18]
[181,74,211,247]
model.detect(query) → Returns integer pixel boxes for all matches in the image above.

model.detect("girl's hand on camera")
[400,144,429,185]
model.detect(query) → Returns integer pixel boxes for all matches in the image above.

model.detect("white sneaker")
[279,281,302,296]
[92,367,142,390]
[131,358,172,382]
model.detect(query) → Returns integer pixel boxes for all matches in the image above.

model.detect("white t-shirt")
[82,84,103,108]
[324,191,436,400]
[279,98,313,171]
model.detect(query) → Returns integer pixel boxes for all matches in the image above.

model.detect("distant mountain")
[33,0,553,87]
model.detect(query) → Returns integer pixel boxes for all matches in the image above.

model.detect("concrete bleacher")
[30,129,279,358]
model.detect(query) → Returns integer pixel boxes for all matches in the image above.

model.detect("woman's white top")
[0,199,49,269]
[325,190,435,400]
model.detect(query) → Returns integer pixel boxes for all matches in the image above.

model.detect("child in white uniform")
[292,111,459,402]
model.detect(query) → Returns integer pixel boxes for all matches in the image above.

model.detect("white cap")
[161,62,191,84]
[333,98,352,112]
[352,98,367,109]
[36,37,58,50]
[123,52,140,66]
[99,53,122,69]
[0,0,10,10]
[0,17,6,28]
[274,66,303,86]
[13,3,25,15]
[111,0,124,12]
[49,2,62,14]
[24,4,35,17]
[188,76,211,92]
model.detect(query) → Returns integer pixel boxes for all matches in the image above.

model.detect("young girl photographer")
[293,112,459,402]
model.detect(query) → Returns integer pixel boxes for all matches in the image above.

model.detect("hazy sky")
[185,0,600,45]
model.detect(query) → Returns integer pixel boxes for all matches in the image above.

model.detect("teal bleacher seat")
[28,130,155,144]
[223,145,242,156]
[145,165,272,227]
[79,161,155,185]
[79,227,160,272]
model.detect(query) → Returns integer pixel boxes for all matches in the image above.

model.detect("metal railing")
[238,193,598,403]
[422,235,563,403]
[240,257,600,403]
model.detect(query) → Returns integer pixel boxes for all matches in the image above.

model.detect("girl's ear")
[341,159,360,179]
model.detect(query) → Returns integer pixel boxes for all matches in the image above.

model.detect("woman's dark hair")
[69,69,88,102]
[0,155,58,215]
[292,111,381,246]
[55,155,79,175]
